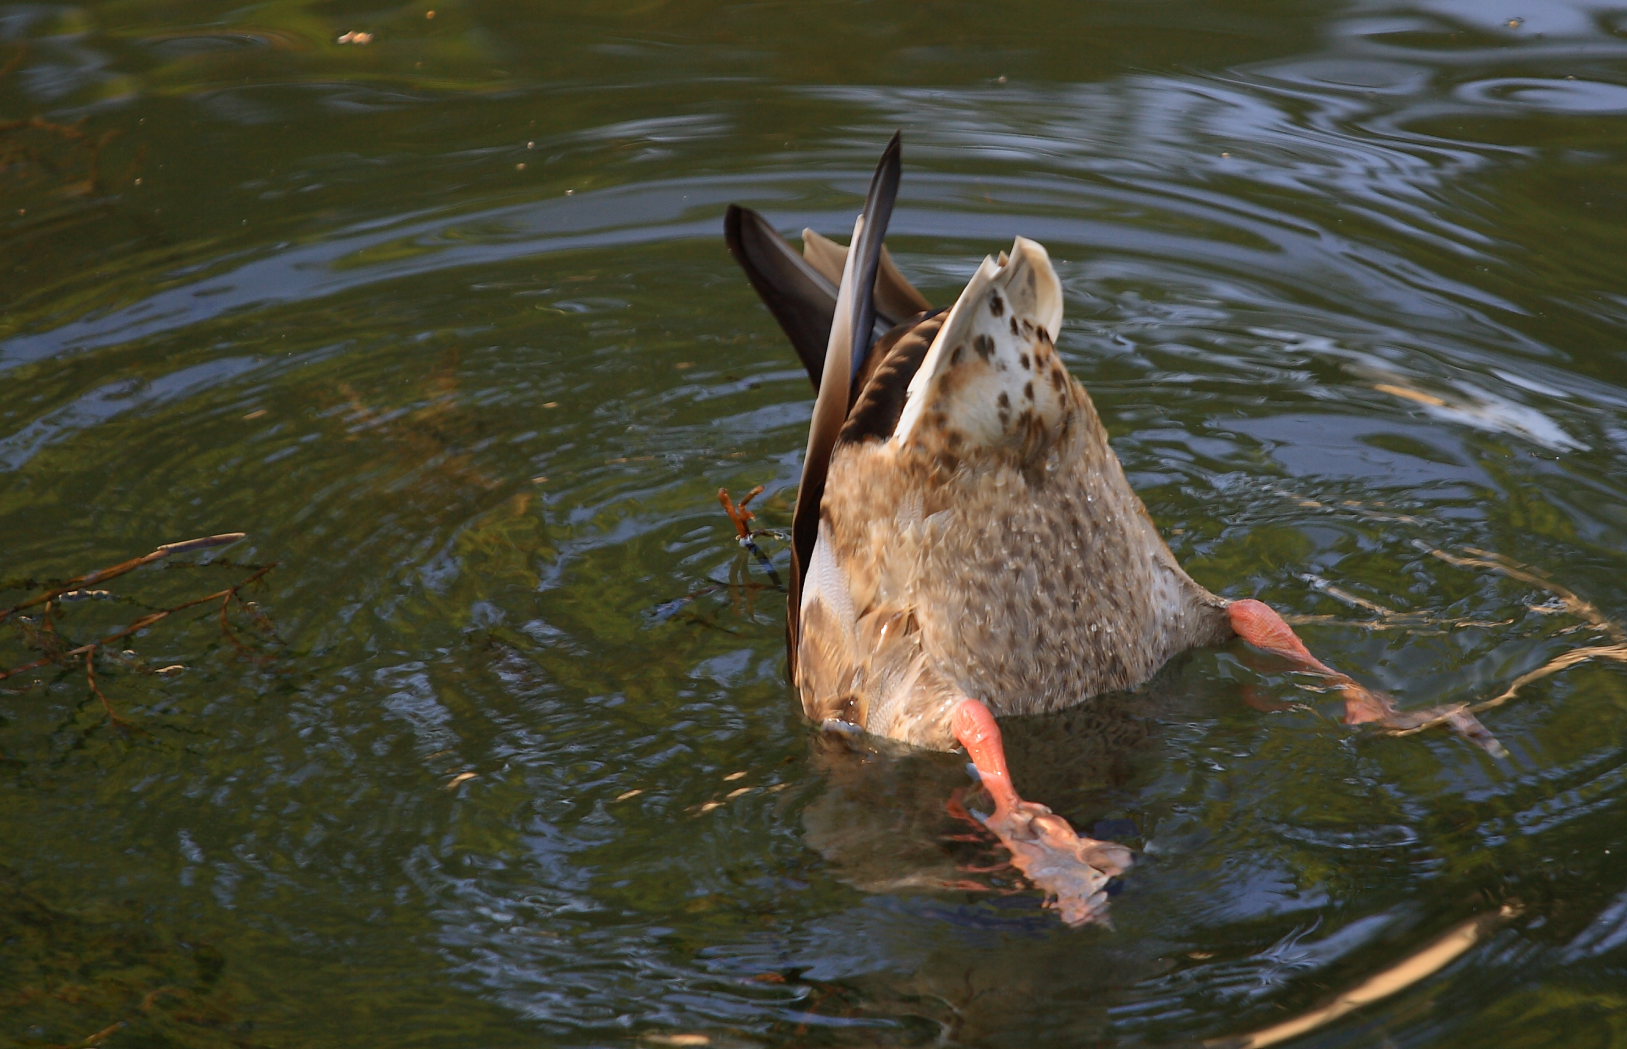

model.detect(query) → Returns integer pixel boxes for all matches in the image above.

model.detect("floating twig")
[0,559,274,682]
[0,534,277,726]
[0,532,246,625]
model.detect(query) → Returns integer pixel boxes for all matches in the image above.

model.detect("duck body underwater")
[724,134,1495,924]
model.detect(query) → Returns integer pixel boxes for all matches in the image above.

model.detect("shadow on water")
[3,0,1627,1046]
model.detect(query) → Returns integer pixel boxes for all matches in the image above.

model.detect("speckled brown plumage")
[797,239,1231,749]
[725,136,1233,756]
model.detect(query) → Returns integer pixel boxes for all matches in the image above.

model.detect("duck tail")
[723,203,838,389]
[725,134,932,395]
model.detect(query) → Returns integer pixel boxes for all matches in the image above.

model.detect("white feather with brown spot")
[894,237,1065,452]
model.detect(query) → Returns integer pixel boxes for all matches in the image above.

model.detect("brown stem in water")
[0,533,246,626]
[0,560,276,682]
[83,649,127,728]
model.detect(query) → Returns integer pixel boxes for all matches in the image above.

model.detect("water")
[3,1,1627,1045]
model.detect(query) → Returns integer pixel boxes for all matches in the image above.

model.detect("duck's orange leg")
[1227,599,1503,754]
[952,698,1133,926]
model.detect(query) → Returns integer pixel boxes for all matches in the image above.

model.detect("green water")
[4,1,1627,1046]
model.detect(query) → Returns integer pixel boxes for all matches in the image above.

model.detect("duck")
[724,134,1495,924]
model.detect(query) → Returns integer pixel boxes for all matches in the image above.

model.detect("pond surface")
[4,0,1627,1046]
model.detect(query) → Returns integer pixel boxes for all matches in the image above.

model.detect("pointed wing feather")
[837,133,902,393]
[802,229,933,324]
[788,133,903,673]
[724,203,838,389]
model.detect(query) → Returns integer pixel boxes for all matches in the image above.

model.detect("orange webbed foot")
[1227,598,1505,756]
[952,698,1131,926]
